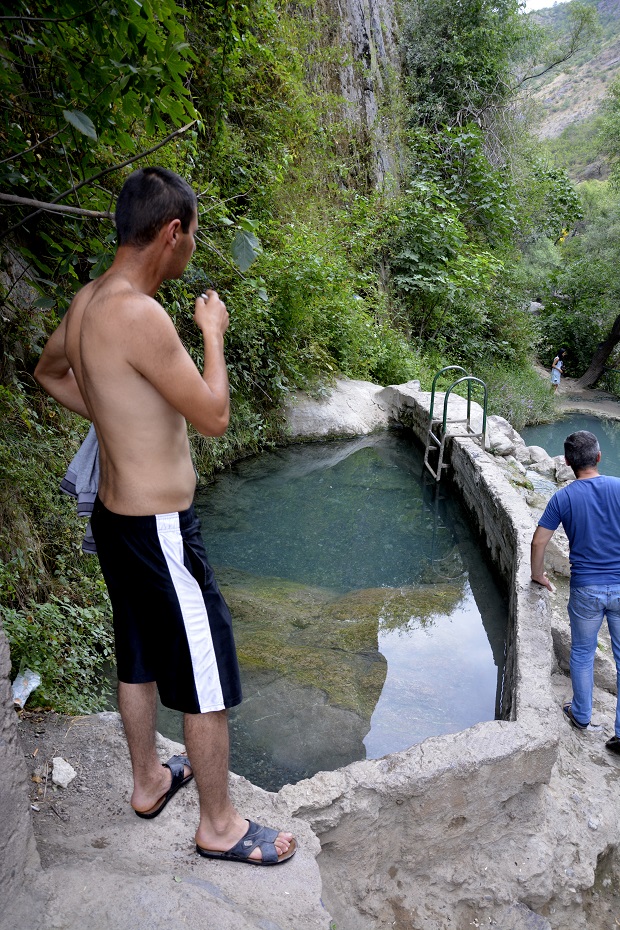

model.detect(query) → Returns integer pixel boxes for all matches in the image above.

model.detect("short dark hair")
[115,167,197,247]
[564,430,600,474]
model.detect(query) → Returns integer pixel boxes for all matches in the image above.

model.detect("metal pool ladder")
[424,366,488,482]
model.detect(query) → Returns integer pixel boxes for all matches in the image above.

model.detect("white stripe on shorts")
[156,512,225,713]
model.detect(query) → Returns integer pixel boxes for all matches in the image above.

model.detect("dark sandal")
[196,819,297,866]
[134,754,193,819]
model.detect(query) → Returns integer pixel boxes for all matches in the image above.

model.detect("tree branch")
[0,127,64,166]
[0,7,99,23]
[513,11,597,93]
[0,192,113,219]
[1,119,198,240]
[514,51,578,89]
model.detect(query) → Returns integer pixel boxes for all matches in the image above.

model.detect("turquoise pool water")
[143,430,507,790]
[521,414,620,477]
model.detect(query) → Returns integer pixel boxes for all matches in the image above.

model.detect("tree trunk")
[575,313,620,388]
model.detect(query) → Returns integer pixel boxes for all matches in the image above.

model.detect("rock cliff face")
[311,0,401,185]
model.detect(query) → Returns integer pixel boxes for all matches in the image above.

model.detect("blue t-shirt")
[538,474,620,586]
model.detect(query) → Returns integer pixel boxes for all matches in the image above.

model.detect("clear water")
[521,414,620,477]
[147,430,507,790]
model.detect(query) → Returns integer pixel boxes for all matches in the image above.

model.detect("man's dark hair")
[115,167,197,247]
[564,431,600,474]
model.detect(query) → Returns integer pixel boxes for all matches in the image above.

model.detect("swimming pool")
[190,430,507,790]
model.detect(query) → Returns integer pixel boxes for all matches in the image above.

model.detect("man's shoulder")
[78,277,168,327]
[563,474,620,497]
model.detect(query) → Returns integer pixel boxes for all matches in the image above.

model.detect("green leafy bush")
[0,379,113,710]
[481,364,556,431]
[1,595,113,713]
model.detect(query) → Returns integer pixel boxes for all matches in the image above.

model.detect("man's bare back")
[35,210,230,516]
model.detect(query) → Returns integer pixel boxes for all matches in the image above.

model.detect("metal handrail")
[424,369,488,482]
[443,376,487,439]
[428,366,468,424]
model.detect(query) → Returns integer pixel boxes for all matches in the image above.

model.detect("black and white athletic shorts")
[91,497,242,714]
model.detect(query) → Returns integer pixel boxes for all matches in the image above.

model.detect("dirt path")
[534,361,620,421]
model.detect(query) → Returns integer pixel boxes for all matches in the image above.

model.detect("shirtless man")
[34,166,296,865]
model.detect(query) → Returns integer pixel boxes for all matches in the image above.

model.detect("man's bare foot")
[132,755,193,819]
[196,817,296,865]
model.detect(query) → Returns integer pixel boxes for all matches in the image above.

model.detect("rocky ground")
[5,371,620,930]
[8,642,620,930]
[543,587,620,930]
[5,712,329,930]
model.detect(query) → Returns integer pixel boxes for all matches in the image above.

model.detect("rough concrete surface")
[4,712,328,930]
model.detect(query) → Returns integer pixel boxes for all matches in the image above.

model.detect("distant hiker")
[550,348,567,392]
[528,296,544,316]
[531,430,620,757]
[35,166,297,865]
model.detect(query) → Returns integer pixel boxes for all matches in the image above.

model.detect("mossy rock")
[219,567,465,719]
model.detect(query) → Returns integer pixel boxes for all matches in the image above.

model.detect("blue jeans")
[567,585,620,736]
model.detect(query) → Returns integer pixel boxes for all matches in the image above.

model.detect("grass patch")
[480,364,556,432]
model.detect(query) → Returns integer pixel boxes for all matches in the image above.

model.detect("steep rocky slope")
[529,0,620,140]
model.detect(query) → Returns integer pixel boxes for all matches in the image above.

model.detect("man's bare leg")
[118,680,190,813]
[185,709,294,862]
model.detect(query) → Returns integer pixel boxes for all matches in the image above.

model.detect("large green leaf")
[63,110,98,140]
[232,230,261,272]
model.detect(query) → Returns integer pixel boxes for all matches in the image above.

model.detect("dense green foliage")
[0,0,591,709]
[535,180,620,379]
[0,0,197,301]
[543,114,607,181]
[531,45,620,385]
[0,379,114,709]
[599,76,620,187]
[402,0,530,128]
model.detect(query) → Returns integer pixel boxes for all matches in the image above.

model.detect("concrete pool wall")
[281,380,561,928]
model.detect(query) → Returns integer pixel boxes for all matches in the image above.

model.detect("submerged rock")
[220,569,387,722]
[221,568,466,720]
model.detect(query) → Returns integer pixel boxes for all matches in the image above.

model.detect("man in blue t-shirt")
[531,430,620,756]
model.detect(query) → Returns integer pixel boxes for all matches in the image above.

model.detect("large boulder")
[285,378,391,439]
[487,415,525,446]
[551,620,618,696]
[545,529,571,577]
[528,445,552,464]
[553,455,574,484]
[528,446,556,478]
[486,415,531,457]
[488,428,516,456]
[514,444,533,465]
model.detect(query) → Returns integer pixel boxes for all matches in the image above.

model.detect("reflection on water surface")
[156,430,508,790]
